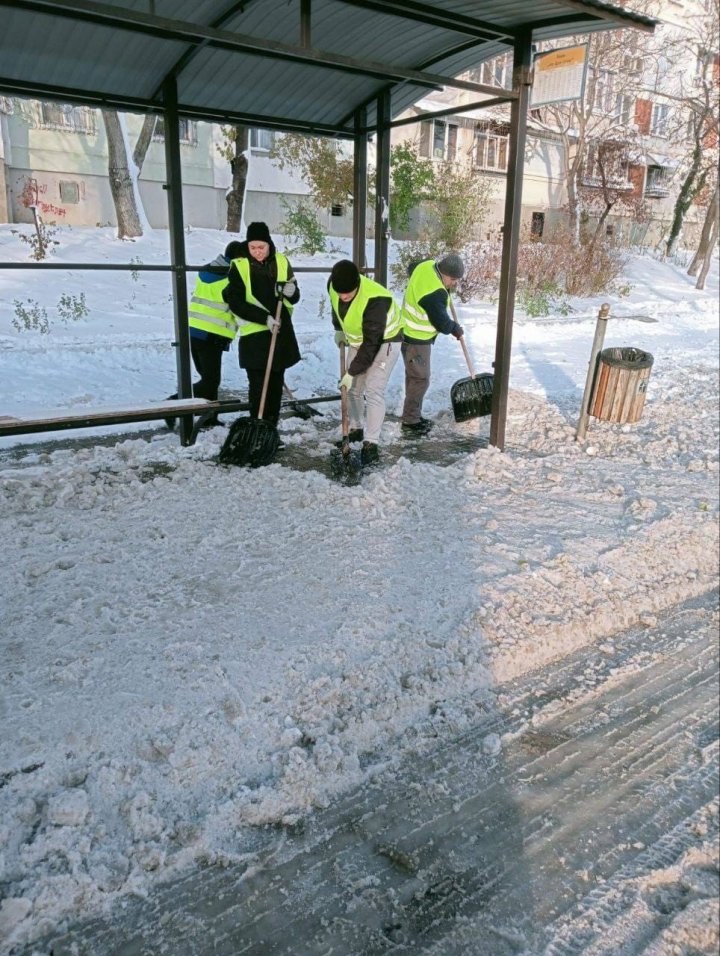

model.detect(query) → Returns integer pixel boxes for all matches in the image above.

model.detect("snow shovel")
[330,343,362,483]
[448,299,494,423]
[218,299,282,467]
[282,383,323,420]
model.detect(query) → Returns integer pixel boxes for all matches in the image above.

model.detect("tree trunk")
[226,126,249,233]
[687,183,719,276]
[132,114,157,175]
[666,141,705,257]
[102,109,143,239]
[590,200,615,248]
[695,216,718,290]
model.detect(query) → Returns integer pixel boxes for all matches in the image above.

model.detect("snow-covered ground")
[0,225,718,953]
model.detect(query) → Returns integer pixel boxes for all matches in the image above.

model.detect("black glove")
[451,323,464,339]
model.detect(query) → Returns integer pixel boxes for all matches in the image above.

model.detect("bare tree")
[218,125,250,233]
[650,0,719,255]
[694,214,717,289]
[530,27,650,239]
[101,109,144,239]
[687,181,719,285]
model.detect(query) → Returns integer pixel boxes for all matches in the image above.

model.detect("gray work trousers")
[401,340,432,425]
[346,341,400,443]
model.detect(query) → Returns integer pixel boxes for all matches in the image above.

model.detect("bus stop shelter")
[0,0,655,448]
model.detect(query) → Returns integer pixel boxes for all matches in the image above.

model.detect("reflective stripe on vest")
[401,259,448,341]
[188,277,237,340]
[233,253,291,337]
[329,274,401,347]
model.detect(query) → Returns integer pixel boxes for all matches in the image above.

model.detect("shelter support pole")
[162,77,193,446]
[576,302,610,440]
[490,29,532,451]
[373,90,391,287]
[353,107,368,270]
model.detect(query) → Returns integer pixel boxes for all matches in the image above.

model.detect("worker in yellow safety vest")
[328,259,402,465]
[165,240,243,430]
[399,253,465,436]
[223,222,301,427]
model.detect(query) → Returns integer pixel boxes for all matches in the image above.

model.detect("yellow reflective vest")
[401,259,448,342]
[232,253,292,337]
[329,275,402,347]
[188,274,237,341]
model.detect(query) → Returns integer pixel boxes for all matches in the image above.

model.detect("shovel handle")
[339,342,350,442]
[449,298,475,379]
[258,297,283,420]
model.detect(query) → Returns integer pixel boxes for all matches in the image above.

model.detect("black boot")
[361,441,380,465]
[401,417,433,437]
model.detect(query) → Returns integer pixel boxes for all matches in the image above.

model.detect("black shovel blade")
[451,372,494,423]
[329,445,363,485]
[217,418,279,467]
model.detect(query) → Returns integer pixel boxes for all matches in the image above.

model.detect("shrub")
[57,292,90,322]
[12,298,50,334]
[279,198,327,255]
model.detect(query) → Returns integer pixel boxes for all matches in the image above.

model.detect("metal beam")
[382,96,513,132]
[162,76,193,447]
[336,0,517,41]
[373,91,391,287]
[3,0,509,96]
[353,108,368,270]
[490,29,533,452]
[0,76,359,138]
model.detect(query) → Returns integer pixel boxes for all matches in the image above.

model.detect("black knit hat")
[331,259,360,294]
[437,253,465,279]
[224,241,243,260]
[246,221,272,244]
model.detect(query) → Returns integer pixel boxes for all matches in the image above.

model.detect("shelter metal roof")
[0,0,656,135]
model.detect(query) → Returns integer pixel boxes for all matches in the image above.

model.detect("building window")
[250,128,276,151]
[650,103,671,137]
[614,94,635,126]
[589,69,616,113]
[644,165,671,198]
[39,101,95,134]
[530,211,545,238]
[153,117,198,145]
[331,203,344,217]
[59,181,80,204]
[420,120,458,161]
[583,143,630,187]
[466,52,512,90]
[473,123,509,172]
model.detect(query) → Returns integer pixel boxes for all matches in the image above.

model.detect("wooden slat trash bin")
[590,347,654,424]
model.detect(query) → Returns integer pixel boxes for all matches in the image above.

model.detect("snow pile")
[0,227,718,949]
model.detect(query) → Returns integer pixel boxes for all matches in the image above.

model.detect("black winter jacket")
[223,240,301,371]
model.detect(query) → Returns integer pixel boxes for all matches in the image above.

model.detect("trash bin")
[589,346,653,424]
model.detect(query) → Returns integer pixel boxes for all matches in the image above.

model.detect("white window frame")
[250,128,276,151]
[420,120,458,162]
[473,126,509,172]
[614,93,634,126]
[650,103,671,137]
[583,142,631,188]
[39,101,96,134]
[153,117,198,145]
[588,68,616,114]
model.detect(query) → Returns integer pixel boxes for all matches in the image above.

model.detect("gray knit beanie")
[437,253,465,279]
